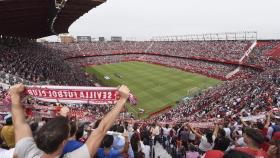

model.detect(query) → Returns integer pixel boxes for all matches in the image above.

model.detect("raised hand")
[118,85,130,100]
[9,83,25,96]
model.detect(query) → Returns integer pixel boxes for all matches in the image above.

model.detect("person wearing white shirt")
[188,123,219,154]
[162,124,172,148]
[151,123,160,145]
[140,140,150,158]
[0,148,14,158]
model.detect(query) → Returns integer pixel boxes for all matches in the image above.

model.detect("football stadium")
[0,0,280,158]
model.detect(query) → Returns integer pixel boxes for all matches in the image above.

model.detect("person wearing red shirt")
[268,132,280,158]
[235,128,269,158]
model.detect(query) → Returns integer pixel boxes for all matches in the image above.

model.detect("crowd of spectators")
[45,40,254,63]
[147,40,253,62]
[42,40,280,74]
[1,39,280,158]
[45,40,280,69]
[0,71,33,86]
[0,40,90,86]
[44,41,151,57]
[1,84,279,158]
[243,41,280,67]
[154,66,280,122]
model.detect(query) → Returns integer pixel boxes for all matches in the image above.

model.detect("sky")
[44,0,280,41]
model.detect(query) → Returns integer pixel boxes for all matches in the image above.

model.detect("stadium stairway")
[266,43,280,57]
[226,66,240,79]
[239,40,257,63]
[154,143,172,158]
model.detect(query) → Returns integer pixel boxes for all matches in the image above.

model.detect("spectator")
[188,123,219,154]
[97,133,130,158]
[234,128,269,158]
[185,144,199,158]
[10,84,130,158]
[140,137,150,158]
[223,150,254,158]
[267,132,280,158]
[203,150,224,158]
[213,128,231,152]
[61,120,83,156]
[0,113,15,149]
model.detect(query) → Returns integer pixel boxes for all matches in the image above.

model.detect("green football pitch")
[85,61,221,119]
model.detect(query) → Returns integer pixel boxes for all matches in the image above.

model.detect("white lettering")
[48,91,52,97]
[32,90,38,96]
[52,91,57,97]
[68,92,73,98]
[27,89,33,95]
[41,90,47,97]
[102,92,107,99]
[107,92,112,99]
[97,92,102,99]
[85,92,89,99]
[80,92,85,98]
[57,91,63,98]
[74,92,78,98]
[89,92,94,99]
[38,90,42,97]
[62,91,68,98]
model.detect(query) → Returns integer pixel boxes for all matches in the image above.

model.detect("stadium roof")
[0,0,105,39]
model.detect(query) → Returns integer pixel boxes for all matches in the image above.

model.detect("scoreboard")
[99,37,105,42]
[77,36,91,42]
[111,36,122,42]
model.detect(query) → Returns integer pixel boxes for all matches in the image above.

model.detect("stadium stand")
[0,40,90,85]
[242,40,280,67]
[0,0,280,157]
[2,38,280,157]
[266,42,280,57]
[46,40,254,63]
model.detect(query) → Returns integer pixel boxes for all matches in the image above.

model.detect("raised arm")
[10,84,33,142]
[264,112,272,129]
[213,124,219,138]
[86,85,130,157]
[240,118,248,127]
[188,124,202,139]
